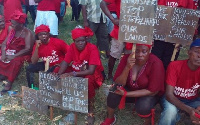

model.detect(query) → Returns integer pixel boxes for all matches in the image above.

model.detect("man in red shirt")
[26,24,69,88]
[34,0,58,37]
[159,39,200,125]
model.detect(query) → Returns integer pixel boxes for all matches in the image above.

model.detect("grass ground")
[0,7,190,125]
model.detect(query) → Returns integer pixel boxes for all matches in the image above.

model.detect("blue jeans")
[159,95,200,125]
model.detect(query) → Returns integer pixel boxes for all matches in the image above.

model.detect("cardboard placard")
[154,6,200,45]
[166,7,200,45]
[153,5,173,41]
[118,0,157,45]
[61,76,88,114]
[39,72,62,108]
[22,86,48,115]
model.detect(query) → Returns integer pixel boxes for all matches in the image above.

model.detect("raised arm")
[100,0,118,25]
[81,5,88,27]
[31,40,41,64]
[115,53,135,85]
[14,29,34,57]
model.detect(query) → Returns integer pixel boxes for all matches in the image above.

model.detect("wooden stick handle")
[74,112,77,125]
[45,58,50,72]
[50,106,53,120]
[132,44,136,58]
[171,44,179,61]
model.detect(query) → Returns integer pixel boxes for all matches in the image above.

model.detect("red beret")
[35,25,50,35]
[125,43,152,50]
[71,27,93,40]
[10,10,27,24]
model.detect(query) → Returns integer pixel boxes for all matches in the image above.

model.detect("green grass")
[0,7,191,125]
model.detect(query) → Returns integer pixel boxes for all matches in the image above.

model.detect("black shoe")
[0,75,7,81]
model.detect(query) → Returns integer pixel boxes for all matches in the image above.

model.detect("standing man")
[101,0,125,80]
[28,0,38,23]
[80,0,109,58]
[159,39,200,125]
[34,0,58,37]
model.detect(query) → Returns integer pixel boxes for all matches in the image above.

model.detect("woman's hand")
[6,55,15,61]
[36,40,42,48]
[126,53,136,69]
[188,107,200,124]
[114,87,125,96]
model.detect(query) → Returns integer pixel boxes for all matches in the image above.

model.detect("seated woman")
[58,26,105,124]
[0,10,34,94]
[26,24,69,88]
[101,44,165,125]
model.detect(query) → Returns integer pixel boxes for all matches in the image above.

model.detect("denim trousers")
[158,95,200,125]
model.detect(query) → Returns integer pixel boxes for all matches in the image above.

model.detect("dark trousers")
[29,5,37,23]
[88,15,109,52]
[26,62,45,88]
[77,4,82,19]
[107,92,159,116]
[151,40,180,69]
[71,3,78,21]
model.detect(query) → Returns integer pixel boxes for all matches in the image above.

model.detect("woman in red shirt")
[58,26,105,124]
[101,44,165,125]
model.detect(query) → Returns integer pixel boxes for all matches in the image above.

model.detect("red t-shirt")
[64,42,104,72]
[32,37,69,66]
[114,54,165,96]
[107,2,116,12]
[55,0,61,13]
[158,0,195,9]
[104,0,121,40]
[166,60,200,100]
[37,0,56,11]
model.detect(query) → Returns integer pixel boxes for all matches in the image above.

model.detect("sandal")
[1,81,12,95]
[85,113,95,125]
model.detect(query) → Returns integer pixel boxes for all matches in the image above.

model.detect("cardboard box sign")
[119,0,157,45]
[119,0,200,46]
[22,86,48,115]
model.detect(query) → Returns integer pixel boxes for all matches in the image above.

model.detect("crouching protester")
[57,26,105,125]
[26,24,70,88]
[0,10,34,94]
[158,39,200,125]
[101,44,165,125]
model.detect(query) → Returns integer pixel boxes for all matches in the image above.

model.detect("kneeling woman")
[58,26,104,124]
[101,44,165,125]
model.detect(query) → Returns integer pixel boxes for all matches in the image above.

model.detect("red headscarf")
[125,43,152,50]
[10,10,27,24]
[71,27,94,40]
[35,25,50,35]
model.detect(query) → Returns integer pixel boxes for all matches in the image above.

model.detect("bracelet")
[72,71,77,77]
